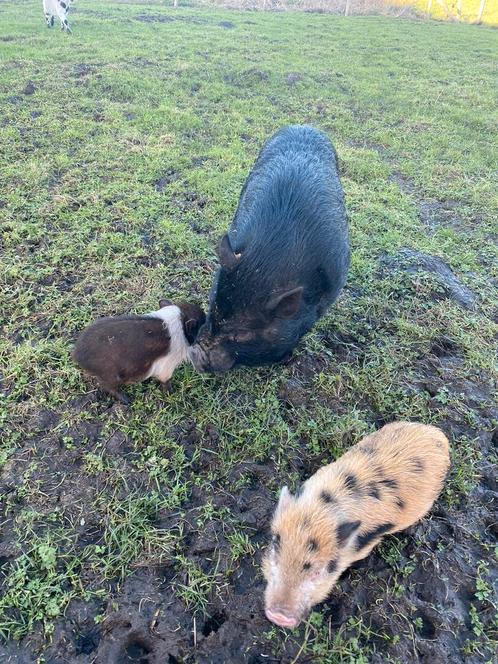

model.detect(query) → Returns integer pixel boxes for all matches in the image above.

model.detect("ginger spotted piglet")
[263,422,450,629]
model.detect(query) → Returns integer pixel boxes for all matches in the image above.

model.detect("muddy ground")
[2,323,497,664]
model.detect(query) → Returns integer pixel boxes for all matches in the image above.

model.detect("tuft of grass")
[0,533,85,641]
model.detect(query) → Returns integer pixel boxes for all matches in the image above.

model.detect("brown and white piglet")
[262,421,450,629]
[72,299,205,403]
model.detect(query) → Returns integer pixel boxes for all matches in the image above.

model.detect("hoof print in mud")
[123,637,151,663]
[201,610,227,638]
[107,629,153,664]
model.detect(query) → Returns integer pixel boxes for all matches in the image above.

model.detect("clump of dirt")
[155,170,178,192]
[223,68,270,88]
[380,248,476,309]
[71,63,96,78]
[284,72,303,86]
[22,81,36,95]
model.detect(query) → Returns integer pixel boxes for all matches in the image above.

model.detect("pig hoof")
[279,352,294,365]
[162,380,173,394]
[117,392,131,405]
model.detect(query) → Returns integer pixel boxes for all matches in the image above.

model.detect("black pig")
[190,125,349,373]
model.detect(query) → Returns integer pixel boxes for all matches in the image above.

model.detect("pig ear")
[217,234,241,270]
[266,287,303,319]
[159,298,173,308]
[276,486,293,514]
[185,319,198,337]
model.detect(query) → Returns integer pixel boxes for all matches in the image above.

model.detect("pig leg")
[98,380,131,405]
[161,379,173,394]
[279,351,295,365]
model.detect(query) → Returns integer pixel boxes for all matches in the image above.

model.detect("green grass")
[0,1,497,660]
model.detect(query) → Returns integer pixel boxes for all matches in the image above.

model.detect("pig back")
[228,125,349,308]
[311,422,450,535]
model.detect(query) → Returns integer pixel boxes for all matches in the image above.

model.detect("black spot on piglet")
[344,474,358,492]
[395,496,405,510]
[379,478,398,490]
[337,520,361,546]
[356,523,394,551]
[410,457,424,473]
[320,490,336,504]
[327,559,338,574]
[368,483,381,500]
[308,538,318,552]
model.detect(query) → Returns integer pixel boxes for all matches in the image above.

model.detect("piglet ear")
[159,298,173,308]
[185,319,197,337]
[217,234,241,270]
[275,486,293,515]
[266,287,303,319]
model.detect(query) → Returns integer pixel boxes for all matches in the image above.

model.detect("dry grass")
[195,0,415,16]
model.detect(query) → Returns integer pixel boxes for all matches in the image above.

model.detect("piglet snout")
[265,607,300,629]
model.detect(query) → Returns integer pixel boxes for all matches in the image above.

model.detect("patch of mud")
[156,183,210,234]
[346,137,390,157]
[22,81,36,95]
[418,199,463,229]
[380,248,476,309]
[284,72,303,86]
[155,169,178,193]
[389,171,465,230]
[223,68,269,88]
[191,155,209,167]
[3,359,497,664]
[71,63,96,78]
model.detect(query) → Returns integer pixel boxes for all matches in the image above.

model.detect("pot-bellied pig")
[190,125,349,373]
[72,299,205,403]
[263,422,450,629]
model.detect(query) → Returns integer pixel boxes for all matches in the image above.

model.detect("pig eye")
[263,327,278,341]
[234,330,254,343]
[302,562,312,572]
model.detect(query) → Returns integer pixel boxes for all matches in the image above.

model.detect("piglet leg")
[98,380,131,405]
[161,379,173,394]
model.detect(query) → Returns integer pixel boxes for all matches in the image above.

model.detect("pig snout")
[189,339,235,374]
[265,607,300,629]
[264,581,307,629]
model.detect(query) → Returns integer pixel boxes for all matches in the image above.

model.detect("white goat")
[43,0,73,33]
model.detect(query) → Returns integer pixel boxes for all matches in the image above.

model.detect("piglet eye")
[302,562,312,571]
